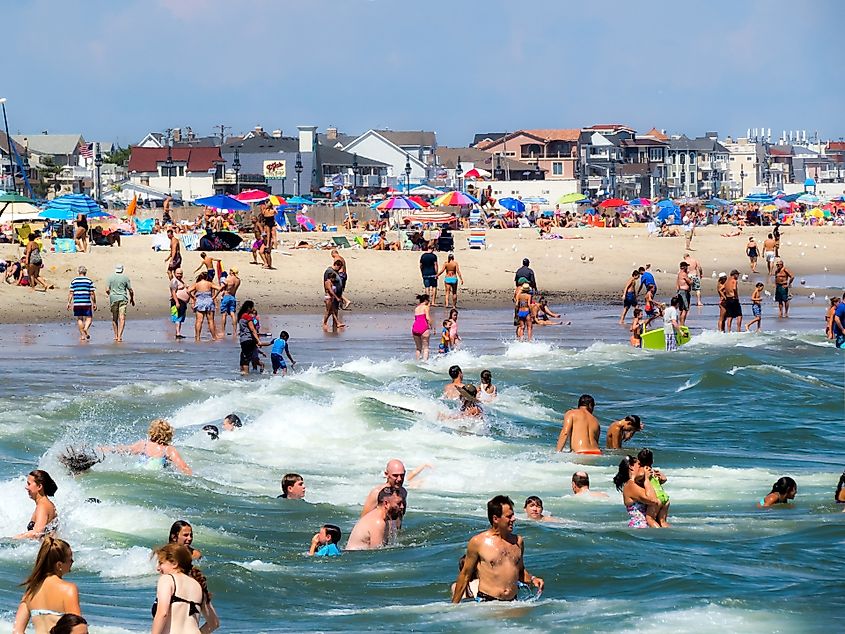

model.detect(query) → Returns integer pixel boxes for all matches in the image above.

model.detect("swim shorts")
[73,305,93,318]
[271,353,286,372]
[220,294,237,314]
[677,290,690,312]
[725,297,742,318]
[110,300,127,319]
[240,340,257,367]
[752,302,761,318]
[168,253,182,271]
[775,284,789,303]
[665,330,678,351]
[422,275,437,289]
[624,291,637,308]
[690,276,701,292]
[837,334,845,349]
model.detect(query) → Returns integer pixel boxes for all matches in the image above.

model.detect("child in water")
[439,319,452,355]
[308,524,342,556]
[745,282,764,332]
[629,308,643,348]
[637,448,670,527]
[270,331,296,375]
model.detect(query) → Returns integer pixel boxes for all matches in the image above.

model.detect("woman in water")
[478,369,497,401]
[16,470,59,539]
[12,537,81,634]
[437,254,463,309]
[169,520,202,560]
[322,271,344,331]
[612,455,660,529]
[101,419,192,476]
[48,614,87,634]
[759,476,797,507]
[515,283,533,341]
[836,471,845,505]
[411,294,432,361]
[151,543,219,634]
[187,272,222,342]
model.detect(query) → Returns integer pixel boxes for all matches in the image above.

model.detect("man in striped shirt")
[67,265,96,341]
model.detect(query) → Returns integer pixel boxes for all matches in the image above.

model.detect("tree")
[32,156,61,199]
[104,146,131,166]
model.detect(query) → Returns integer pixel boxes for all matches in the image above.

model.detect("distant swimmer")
[571,472,609,499]
[523,496,559,522]
[169,520,202,560]
[308,524,343,557]
[605,415,643,449]
[478,370,497,401]
[835,471,845,505]
[279,473,306,500]
[443,365,464,399]
[100,419,192,476]
[556,394,601,454]
[346,487,404,550]
[222,414,242,432]
[451,495,544,602]
[758,476,797,508]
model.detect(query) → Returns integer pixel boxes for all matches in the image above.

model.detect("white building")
[341,129,434,187]
[127,146,223,200]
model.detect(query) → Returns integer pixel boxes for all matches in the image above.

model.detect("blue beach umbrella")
[285,196,314,206]
[656,199,676,208]
[39,193,102,221]
[194,194,250,211]
[709,197,730,206]
[499,197,525,212]
[655,206,682,224]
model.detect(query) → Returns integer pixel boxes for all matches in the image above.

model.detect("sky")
[4,0,843,148]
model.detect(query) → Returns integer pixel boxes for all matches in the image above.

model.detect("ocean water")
[0,301,842,633]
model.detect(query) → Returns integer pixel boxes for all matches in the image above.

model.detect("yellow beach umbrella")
[807,207,824,218]
[761,204,777,212]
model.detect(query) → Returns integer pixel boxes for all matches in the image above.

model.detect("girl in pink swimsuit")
[411,294,432,360]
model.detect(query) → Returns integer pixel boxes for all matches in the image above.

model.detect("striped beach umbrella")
[433,191,478,207]
[376,196,423,210]
[39,194,102,221]
[234,189,270,203]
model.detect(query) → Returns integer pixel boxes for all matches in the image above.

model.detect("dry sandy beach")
[2,225,843,325]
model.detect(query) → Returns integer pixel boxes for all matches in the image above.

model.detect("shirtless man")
[162,195,173,225]
[723,269,743,332]
[451,495,544,602]
[605,415,643,449]
[219,267,241,337]
[361,459,408,517]
[330,249,351,309]
[571,472,609,498]
[684,253,703,307]
[763,234,777,276]
[556,394,601,454]
[260,201,277,249]
[774,259,795,318]
[164,229,181,280]
[675,262,691,326]
[346,487,404,551]
[443,365,464,399]
[619,270,640,325]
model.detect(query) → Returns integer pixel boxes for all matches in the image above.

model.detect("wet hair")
[195,273,207,283]
[323,524,342,545]
[572,472,590,488]
[169,520,192,544]
[148,419,174,445]
[29,469,58,497]
[770,476,797,496]
[836,472,845,501]
[637,448,654,468]
[202,425,219,440]
[523,495,543,509]
[280,331,289,340]
[49,613,88,634]
[625,414,643,430]
[448,253,455,261]
[416,293,429,304]
[280,473,303,497]
[21,537,73,599]
[578,394,595,411]
[237,300,256,320]
[377,486,401,505]
[224,414,242,428]
[448,365,462,379]
[480,369,492,385]
[154,543,211,600]
[613,456,637,491]
[487,494,515,524]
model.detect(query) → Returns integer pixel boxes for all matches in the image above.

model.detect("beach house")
[341,130,434,189]
[473,129,579,181]
[127,145,223,200]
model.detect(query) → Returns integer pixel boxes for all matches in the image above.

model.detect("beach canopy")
[558,192,588,204]
[522,196,549,204]
[709,197,731,206]
[744,193,774,203]
[234,189,270,203]
[598,197,627,208]
[194,194,250,211]
[285,196,313,206]
[376,196,423,211]
[404,209,457,223]
[408,195,431,208]
[498,197,525,212]
[655,199,676,208]
[433,191,478,207]
[796,193,819,204]
[408,185,442,197]
[39,194,102,220]
[268,195,287,206]
[655,206,682,224]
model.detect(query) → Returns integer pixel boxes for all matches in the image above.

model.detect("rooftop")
[128,146,223,173]
[13,133,84,156]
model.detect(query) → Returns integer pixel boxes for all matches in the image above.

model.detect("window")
[680,153,685,165]
[552,162,563,175]
[730,156,735,161]
[690,152,696,163]
[178,166,185,177]
[649,148,663,161]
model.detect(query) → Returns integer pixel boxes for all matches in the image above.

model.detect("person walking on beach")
[330,249,351,309]
[438,254,463,308]
[169,269,189,339]
[419,243,439,306]
[763,234,777,276]
[684,253,703,307]
[165,229,181,280]
[68,266,96,342]
[746,237,759,273]
[74,212,89,253]
[745,282,764,332]
[619,270,640,325]
[774,259,794,318]
[187,273,222,341]
[723,270,743,332]
[25,233,51,292]
[324,259,348,316]
[556,394,601,454]
[322,270,344,331]
[675,261,691,325]
[106,264,134,342]
[637,264,656,295]
[237,301,269,375]
[219,267,240,337]
[162,195,173,225]
[451,495,544,602]
[515,283,534,341]
[411,294,432,360]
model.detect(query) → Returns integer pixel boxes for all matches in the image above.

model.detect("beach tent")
[39,193,102,221]
[655,206,682,224]
[655,199,676,208]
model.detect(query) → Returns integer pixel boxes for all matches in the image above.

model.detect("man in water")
[164,229,181,280]
[514,258,536,290]
[219,267,241,337]
[106,264,134,343]
[832,292,845,348]
[419,243,439,306]
[675,261,691,325]
[443,365,464,399]
[774,259,795,318]
[452,495,544,602]
[556,394,601,454]
[723,269,743,332]
[605,415,643,449]
[571,472,609,498]
[361,459,408,516]
[346,487,404,550]
[684,253,703,307]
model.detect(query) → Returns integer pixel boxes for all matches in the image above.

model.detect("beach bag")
[29,250,42,266]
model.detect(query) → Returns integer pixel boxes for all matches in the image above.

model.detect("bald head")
[384,460,406,488]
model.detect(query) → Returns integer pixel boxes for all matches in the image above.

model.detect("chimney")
[254,125,264,135]
[298,125,317,153]
[326,127,338,140]
[272,129,282,138]
[705,131,718,140]
[172,127,182,142]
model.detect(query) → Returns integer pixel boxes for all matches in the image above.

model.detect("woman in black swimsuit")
[75,213,89,253]
[151,543,219,634]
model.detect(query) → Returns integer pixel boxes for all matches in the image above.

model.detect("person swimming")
[16,469,60,539]
[100,419,192,475]
[759,476,797,507]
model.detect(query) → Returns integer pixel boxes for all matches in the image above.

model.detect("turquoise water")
[0,303,843,633]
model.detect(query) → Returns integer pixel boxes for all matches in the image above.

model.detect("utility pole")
[216,124,231,146]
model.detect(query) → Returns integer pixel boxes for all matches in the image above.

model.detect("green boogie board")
[641,325,691,350]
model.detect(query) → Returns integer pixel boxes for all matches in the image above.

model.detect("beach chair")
[353,236,366,247]
[467,228,487,250]
[180,234,200,251]
[53,238,77,253]
[399,230,413,250]
[332,235,352,249]
[134,218,154,234]
[283,211,301,232]
[15,224,32,245]
[468,208,485,227]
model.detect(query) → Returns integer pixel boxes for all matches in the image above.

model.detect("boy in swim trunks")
[270,330,296,375]
[745,282,764,332]
[438,319,452,354]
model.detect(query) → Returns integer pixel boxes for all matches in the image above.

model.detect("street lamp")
[294,151,303,196]
[352,153,358,195]
[94,143,103,202]
[455,155,462,191]
[232,147,241,194]
[739,165,746,197]
[404,153,412,195]
[164,139,174,196]
[0,97,15,194]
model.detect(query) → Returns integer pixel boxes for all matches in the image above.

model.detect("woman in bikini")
[13,537,81,634]
[100,419,192,475]
[411,294,432,361]
[16,470,59,540]
[515,283,533,341]
[437,254,463,309]
[151,543,219,634]
[612,455,661,529]
[169,520,202,561]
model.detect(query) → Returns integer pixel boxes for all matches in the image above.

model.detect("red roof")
[522,128,580,142]
[584,123,635,132]
[768,146,791,157]
[128,146,223,173]
[827,142,845,151]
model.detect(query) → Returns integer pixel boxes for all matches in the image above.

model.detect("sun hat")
[230,267,239,274]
